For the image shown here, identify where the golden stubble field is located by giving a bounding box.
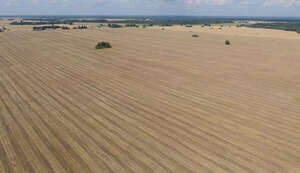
[0,24,300,173]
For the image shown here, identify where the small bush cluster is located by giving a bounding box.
[108,24,122,28]
[73,25,88,29]
[192,34,199,37]
[96,42,112,49]
[0,27,7,32]
[225,40,231,45]
[125,24,139,27]
[61,26,70,30]
[161,24,173,27]
[33,25,60,31]
[185,25,193,27]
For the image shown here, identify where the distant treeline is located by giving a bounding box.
[107,23,142,28]
[10,18,235,26]
[32,25,87,31]
[244,23,300,33]
[33,25,60,31]
[139,19,234,25]
[11,21,73,25]
[73,25,88,29]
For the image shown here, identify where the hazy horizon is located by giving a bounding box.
[1,0,300,17]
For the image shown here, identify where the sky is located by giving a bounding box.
[1,0,300,16]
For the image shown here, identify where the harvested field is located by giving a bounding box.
[0,27,300,173]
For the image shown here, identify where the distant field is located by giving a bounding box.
[0,24,300,173]
[244,22,300,33]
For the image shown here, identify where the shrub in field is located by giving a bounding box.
[108,24,122,28]
[161,24,173,27]
[192,34,199,37]
[61,26,70,30]
[125,24,139,27]
[96,42,112,49]
[0,27,5,32]
[225,40,231,45]
[185,25,193,27]
[73,25,88,29]
[33,25,60,31]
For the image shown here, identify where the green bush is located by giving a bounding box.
[61,26,70,30]
[73,25,88,29]
[125,23,139,27]
[192,34,199,37]
[0,27,5,32]
[108,24,122,28]
[33,25,60,31]
[225,40,231,45]
[96,42,112,49]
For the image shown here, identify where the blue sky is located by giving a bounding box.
[1,0,300,16]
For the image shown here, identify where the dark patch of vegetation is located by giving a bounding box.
[244,23,300,33]
[185,25,193,27]
[73,25,88,29]
[125,24,139,27]
[61,26,70,30]
[33,25,60,31]
[108,23,122,28]
[0,27,7,32]
[225,40,231,45]
[96,42,112,49]
[192,34,199,37]
[160,24,173,27]
[204,24,212,27]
